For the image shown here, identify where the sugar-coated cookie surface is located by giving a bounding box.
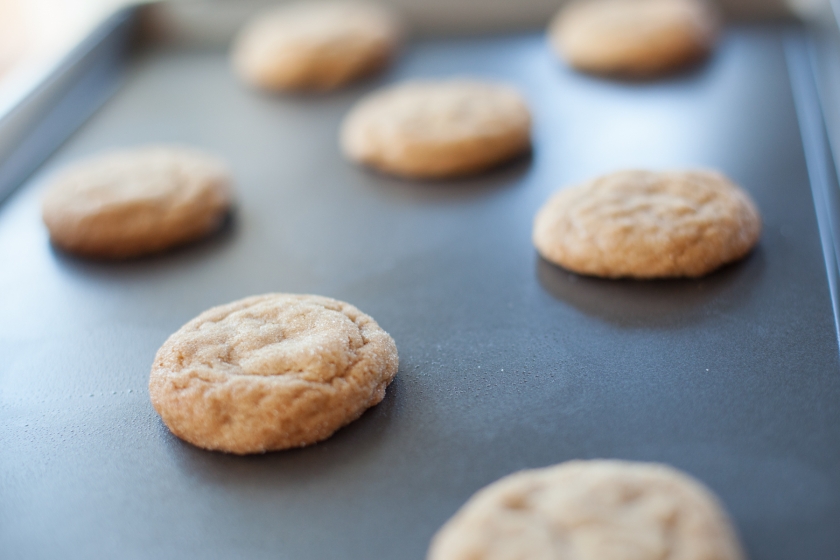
[428,460,746,560]
[549,0,719,77]
[149,294,399,454]
[41,146,233,259]
[231,1,401,92]
[533,170,761,279]
[341,79,532,179]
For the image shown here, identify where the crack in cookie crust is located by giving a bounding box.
[149,294,399,454]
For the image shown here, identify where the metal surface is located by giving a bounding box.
[787,32,840,350]
[0,9,136,205]
[1,22,840,560]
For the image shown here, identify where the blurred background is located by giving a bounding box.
[0,0,127,119]
[0,0,827,116]
[0,0,125,77]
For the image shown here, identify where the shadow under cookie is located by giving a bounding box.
[535,246,766,329]
[48,209,238,271]
[353,150,533,205]
[566,54,716,85]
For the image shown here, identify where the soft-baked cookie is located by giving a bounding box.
[548,0,719,77]
[533,170,761,278]
[428,460,746,560]
[149,294,399,454]
[231,1,402,92]
[42,146,233,259]
[341,79,532,179]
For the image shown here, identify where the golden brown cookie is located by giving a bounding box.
[41,146,233,259]
[149,294,399,454]
[428,460,746,560]
[231,1,402,92]
[532,170,761,279]
[548,0,719,77]
[341,79,532,179]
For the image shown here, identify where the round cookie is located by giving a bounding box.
[341,80,532,179]
[548,0,719,77]
[149,294,399,454]
[428,460,746,560]
[532,170,761,279]
[42,146,233,259]
[231,1,402,92]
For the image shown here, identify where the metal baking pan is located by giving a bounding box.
[1,4,839,559]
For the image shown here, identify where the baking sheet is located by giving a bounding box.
[1,15,839,560]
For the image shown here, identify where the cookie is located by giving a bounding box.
[41,146,233,259]
[428,460,745,560]
[548,0,719,77]
[341,80,532,179]
[149,294,399,454]
[532,170,761,278]
[231,1,402,92]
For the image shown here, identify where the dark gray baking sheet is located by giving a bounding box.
[1,17,839,560]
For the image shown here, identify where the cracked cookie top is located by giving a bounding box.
[533,170,761,279]
[149,294,399,454]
